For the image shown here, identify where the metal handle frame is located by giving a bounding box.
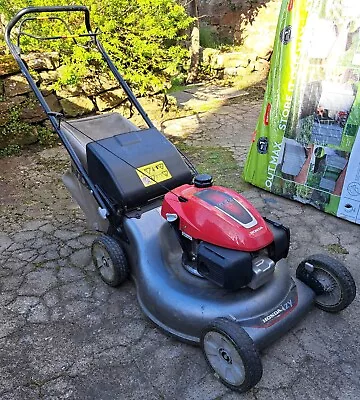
[16,16,100,48]
[5,6,155,220]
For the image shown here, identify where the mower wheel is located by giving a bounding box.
[201,318,262,392]
[92,235,129,287]
[296,254,356,313]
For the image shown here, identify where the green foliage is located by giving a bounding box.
[168,73,187,92]
[0,144,21,157]
[37,126,58,146]
[199,23,233,50]
[326,243,349,255]
[0,102,56,150]
[1,0,193,94]
[200,24,220,49]
[0,106,35,147]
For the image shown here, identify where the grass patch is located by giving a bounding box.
[326,243,349,255]
[175,142,249,192]
[187,99,224,113]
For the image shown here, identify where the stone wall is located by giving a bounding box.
[198,0,281,82]
[0,53,172,150]
[193,0,281,45]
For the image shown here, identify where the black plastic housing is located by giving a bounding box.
[86,128,193,211]
[265,218,290,262]
[197,242,253,290]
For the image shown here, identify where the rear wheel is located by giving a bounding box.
[296,254,356,312]
[201,318,262,392]
[92,235,129,287]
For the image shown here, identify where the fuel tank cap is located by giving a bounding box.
[194,174,213,188]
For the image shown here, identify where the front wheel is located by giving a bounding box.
[92,235,129,287]
[201,318,262,392]
[296,254,356,313]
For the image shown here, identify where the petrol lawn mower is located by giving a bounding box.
[6,6,357,392]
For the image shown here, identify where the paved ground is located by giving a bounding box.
[0,89,359,400]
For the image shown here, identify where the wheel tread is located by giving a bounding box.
[92,235,129,287]
[201,317,262,392]
[296,254,356,312]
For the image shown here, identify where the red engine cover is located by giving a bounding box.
[161,185,274,252]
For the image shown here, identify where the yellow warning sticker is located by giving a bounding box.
[136,161,172,187]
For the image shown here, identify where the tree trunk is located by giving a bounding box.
[186,0,200,84]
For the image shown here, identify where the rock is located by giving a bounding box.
[0,95,27,112]
[0,96,27,126]
[82,76,103,96]
[214,52,250,69]
[98,73,119,91]
[39,71,58,95]
[20,101,47,123]
[60,96,95,117]
[202,48,220,66]
[0,55,20,76]
[23,52,55,71]
[44,93,62,113]
[223,66,240,76]
[95,89,125,111]
[251,59,270,76]
[4,75,32,97]
[23,52,60,70]
[55,85,84,99]
[140,95,164,112]
[40,70,58,83]
[14,126,39,146]
[113,102,132,119]
[40,88,53,97]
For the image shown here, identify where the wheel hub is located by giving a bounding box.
[203,331,246,386]
[219,348,232,364]
[314,272,341,305]
[102,256,109,268]
[92,244,115,282]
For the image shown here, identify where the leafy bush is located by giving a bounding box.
[0,0,193,94]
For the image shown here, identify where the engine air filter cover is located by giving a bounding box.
[197,242,253,290]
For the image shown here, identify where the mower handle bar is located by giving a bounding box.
[3,6,111,213]
[5,5,155,219]
[5,6,92,44]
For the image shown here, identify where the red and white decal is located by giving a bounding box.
[288,0,294,11]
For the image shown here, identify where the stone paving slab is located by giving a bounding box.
[1,95,359,400]
[171,84,250,110]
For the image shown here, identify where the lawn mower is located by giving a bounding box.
[6,6,357,392]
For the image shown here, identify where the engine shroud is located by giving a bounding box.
[161,184,290,290]
[161,185,274,252]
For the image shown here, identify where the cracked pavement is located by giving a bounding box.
[1,91,359,399]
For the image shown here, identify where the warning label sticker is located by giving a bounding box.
[136,161,172,187]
